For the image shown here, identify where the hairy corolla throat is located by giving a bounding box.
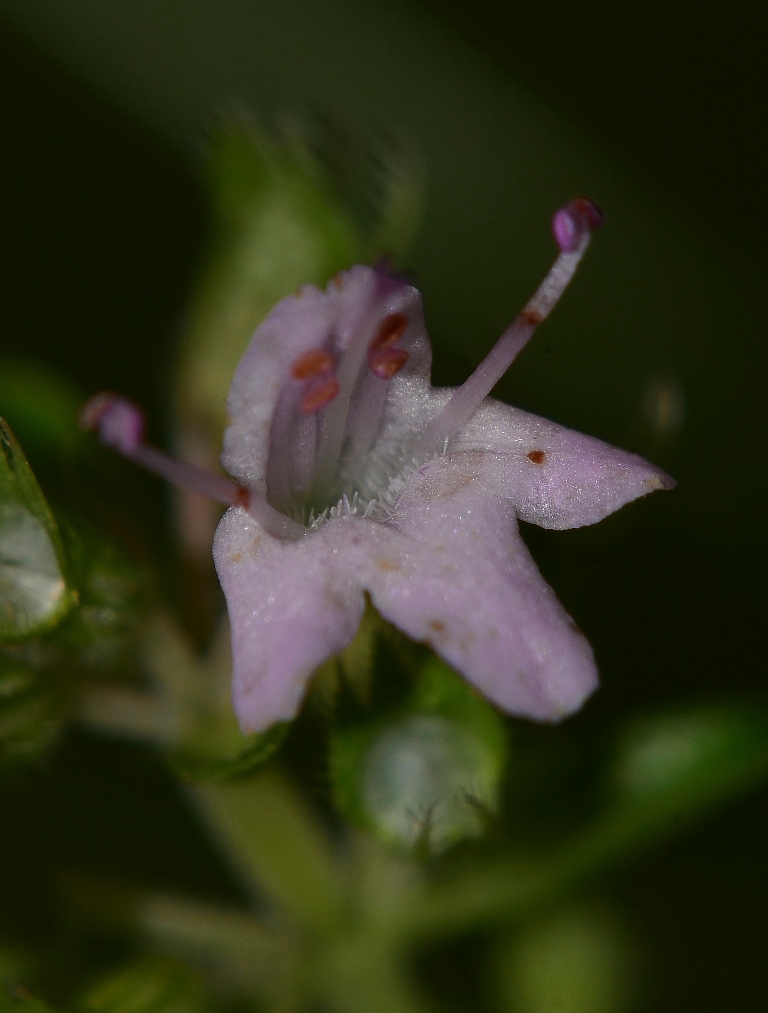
[80,197,602,542]
[264,301,412,524]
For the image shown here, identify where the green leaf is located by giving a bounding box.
[176,122,362,442]
[0,358,82,461]
[176,120,423,445]
[139,615,287,780]
[0,420,73,642]
[612,702,768,810]
[0,660,61,773]
[172,720,288,782]
[0,988,55,1013]
[76,958,206,1013]
[54,521,147,671]
[495,904,637,1013]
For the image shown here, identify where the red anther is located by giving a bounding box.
[369,346,409,379]
[300,374,340,413]
[291,348,335,381]
[569,196,604,231]
[370,312,408,351]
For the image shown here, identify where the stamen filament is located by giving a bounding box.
[290,412,319,496]
[132,445,242,505]
[311,315,377,502]
[413,199,602,458]
[82,393,306,541]
[347,373,390,462]
[266,383,303,514]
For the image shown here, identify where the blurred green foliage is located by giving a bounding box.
[0,361,83,463]
[0,420,73,642]
[74,959,207,1013]
[495,904,638,1013]
[0,2,765,1010]
[0,659,61,772]
[177,121,421,443]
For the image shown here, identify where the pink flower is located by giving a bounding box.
[84,199,674,734]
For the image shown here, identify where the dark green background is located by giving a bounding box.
[0,2,765,1009]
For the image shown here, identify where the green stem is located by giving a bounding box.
[189,770,346,935]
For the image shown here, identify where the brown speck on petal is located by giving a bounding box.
[376,557,400,572]
[428,620,446,633]
[527,450,547,465]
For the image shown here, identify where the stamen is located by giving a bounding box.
[368,312,410,378]
[80,391,144,455]
[369,312,408,350]
[289,412,319,495]
[310,304,413,501]
[311,317,380,500]
[552,197,604,252]
[266,385,303,513]
[291,348,335,380]
[81,393,306,540]
[300,374,341,413]
[288,347,341,415]
[347,374,390,462]
[413,197,603,458]
[369,346,409,379]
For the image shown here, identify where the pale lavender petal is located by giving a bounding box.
[327,265,432,381]
[213,508,367,733]
[222,267,431,491]
[455,399,675,529]
[222,284,335,490]
[362,456,598,721]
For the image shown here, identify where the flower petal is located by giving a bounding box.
[222,266,431,491]
[457,399,675,529]
[213,508,366,732]
[222,283,335,490]
[363,455,598,721]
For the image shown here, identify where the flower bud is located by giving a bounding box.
[331,657,508,854]
[0,420,73,642]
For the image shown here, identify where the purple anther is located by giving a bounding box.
[80,393,145,456]
[552,197,605,253]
